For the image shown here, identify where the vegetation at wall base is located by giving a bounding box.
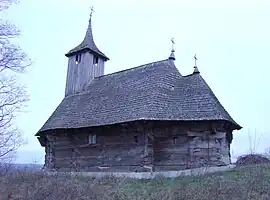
[0,164,270,200]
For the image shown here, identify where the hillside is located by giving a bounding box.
[0,164,269,200]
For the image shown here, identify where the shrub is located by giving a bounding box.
[235,154,270,166]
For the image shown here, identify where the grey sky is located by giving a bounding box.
[3,0,270,163]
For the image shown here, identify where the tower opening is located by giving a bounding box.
[75,54,82,64]
[64,8,109,97]
[93,55,99,65]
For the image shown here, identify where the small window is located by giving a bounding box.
[173,137,177,145]
[93,55,98,65]
[75,54,82,64]
[88,134,96,144]
[134,136,138,143]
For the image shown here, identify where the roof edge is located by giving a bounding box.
[36,119,242,136]
[195,73,242,130]
[65,48,109,61]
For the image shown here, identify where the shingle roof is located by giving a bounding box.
[36,59,241,136]
[65,18,109,60]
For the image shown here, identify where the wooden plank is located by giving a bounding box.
[54,156,144,167]
[154,165,188,171]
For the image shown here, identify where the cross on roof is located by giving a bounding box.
[90,6,95,18]
[171,38,175,52]
[194,54,198,66]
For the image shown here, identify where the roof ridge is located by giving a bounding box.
[64,59,171,99]
[95,59,170,79]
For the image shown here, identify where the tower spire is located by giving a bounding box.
[83,6,95,46]
[65,7,109,61]
[193,54,200,74]
[168,38,176,60]
[64,7,109,97]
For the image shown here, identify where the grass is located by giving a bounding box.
[1,164,270,200]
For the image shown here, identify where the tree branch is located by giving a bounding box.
[0,0,30,162]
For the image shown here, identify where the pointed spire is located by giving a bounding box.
[65,7,109,61]
[168,38,176,60]
[193,54,200,74]
[83,6,95,45]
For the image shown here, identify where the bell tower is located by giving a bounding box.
[64,7,109,96]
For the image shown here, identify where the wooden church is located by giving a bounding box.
[35,11,242,172]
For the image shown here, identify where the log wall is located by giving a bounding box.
[44,122,151,172]
[42,120,232,172]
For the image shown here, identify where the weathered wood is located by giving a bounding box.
[65,49,106,97]
[56,165,150,172]
[154,165,188,171]
[43,121,232,172]
[54,155,144,167]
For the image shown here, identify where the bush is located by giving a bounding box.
[236,154,270,166]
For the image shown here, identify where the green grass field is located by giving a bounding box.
[1,164,270,200]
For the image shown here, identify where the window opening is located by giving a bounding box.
[89,134,97,144]
[134,135,138,143]
[173,137,177,145]
[75,54,82,64]
[93,55,99,65]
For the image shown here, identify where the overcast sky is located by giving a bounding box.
[3,0,270,163]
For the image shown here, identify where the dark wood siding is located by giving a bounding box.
[43,121,232,172]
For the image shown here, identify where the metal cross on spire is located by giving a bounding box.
[171,38,175,52]
[90,6,95,18]
[168,38,176,60]
[194,54,198,66]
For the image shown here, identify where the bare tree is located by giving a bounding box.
[247,129,263,155]
[0,0,30,163]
